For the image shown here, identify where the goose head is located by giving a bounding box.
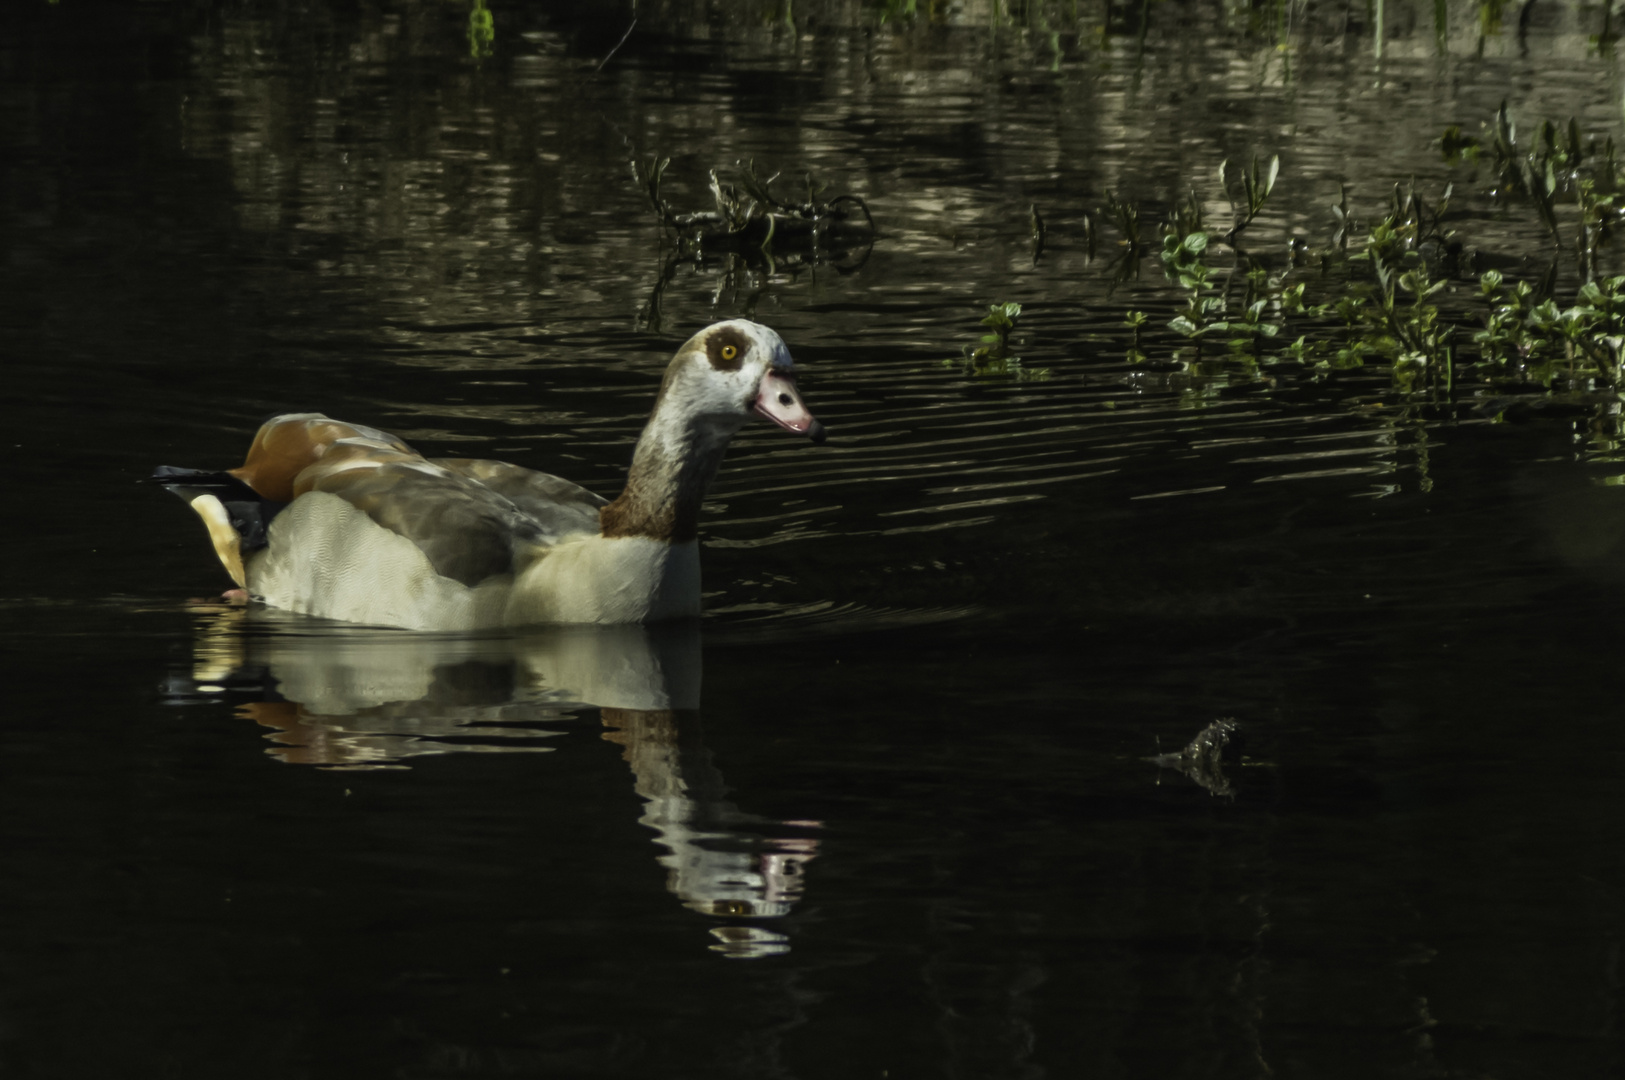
[602,320,824,544]
[655,320,825,445]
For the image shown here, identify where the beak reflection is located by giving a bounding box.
[176,607,822,958]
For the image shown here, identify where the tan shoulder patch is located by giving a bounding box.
[229,415,412,502]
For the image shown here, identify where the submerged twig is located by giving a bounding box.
[595,18,637,72]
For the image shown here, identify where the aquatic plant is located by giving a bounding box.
[1460,102,1621,256]
[467,0,494,59]
[1123,309,1149,364]
[1151,161,1312,364]
[1220,155,1279,242]
[1166,189,1204,243]
[946,302,1050,380]
[948,102,1625,403]
[1091,101,1625,398]
[1316,184,1459,388]
[1161,231,1223,348]
[1329,182,1352,249]
[1474,269,1625,386]
[980,302,1021,354]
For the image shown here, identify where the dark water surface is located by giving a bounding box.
[6,1,1625,1076]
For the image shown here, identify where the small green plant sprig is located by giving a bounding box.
[1220,155,1279,242]
[945,302,1051,380]
[467,0,494,59]
[1123,309,1150,365]
[1161,230,1225,347]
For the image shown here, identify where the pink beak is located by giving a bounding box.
[754,370,826,444]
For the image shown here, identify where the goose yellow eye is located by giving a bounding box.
[721,344,738,361]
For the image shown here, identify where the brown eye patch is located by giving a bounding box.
[706,327,749,371]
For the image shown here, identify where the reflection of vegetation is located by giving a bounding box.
[632,156,875,261]
[1219,154,1279,243]
[631,157,877,333]
[1096,194,1146,289]
[945,302,1050,380]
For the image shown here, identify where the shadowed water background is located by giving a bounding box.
[4,1,1625,1076]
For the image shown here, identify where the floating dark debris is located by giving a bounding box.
[1148,717,1242,797]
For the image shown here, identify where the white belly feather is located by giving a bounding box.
[506,533,701,626]
[247,491,700,630]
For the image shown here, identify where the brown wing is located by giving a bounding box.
[430,458,607,539]
[230,414,412,503]
[303,459,548,587]
[217,414,606,588]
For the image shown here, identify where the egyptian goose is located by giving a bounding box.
[155,320,824,630]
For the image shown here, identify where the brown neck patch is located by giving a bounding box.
[705,326,750,371]
[599,487,699,543]
[599,459,708,543]
[599,421,734,544]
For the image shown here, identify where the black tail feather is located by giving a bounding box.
[151,466,286,552]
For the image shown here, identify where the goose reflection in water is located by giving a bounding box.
[176,606,820,958]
